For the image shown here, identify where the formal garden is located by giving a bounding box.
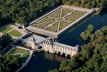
[0,25,22,38]
[7,47,30,58]
[32,6,87,32]
[0,47,30,72]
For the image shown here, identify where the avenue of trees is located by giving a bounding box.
[0,0,107,26]
[49,25,107,72]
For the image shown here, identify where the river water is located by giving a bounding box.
[21,13,107,72]
[58,13,107,46]
[20,52,60,72]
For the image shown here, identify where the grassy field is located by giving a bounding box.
[6,47,30,63]
[0,25,13,33]
[0,25,22,38]
[9,30,22,37]
[4,47,30,70]
[7,48,30,57]
[32,6,87,32]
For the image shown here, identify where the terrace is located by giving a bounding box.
[27,5,96,38]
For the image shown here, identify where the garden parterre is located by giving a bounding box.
[32,6,87,32]
[0,25,22,38]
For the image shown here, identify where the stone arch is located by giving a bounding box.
[53,52,57,55]
[57,52,61,56]
[47,51,50,54]
[62,53,66,57]
[38,46,42,49]
[67,54,71,59]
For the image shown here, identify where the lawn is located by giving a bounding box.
[6,47,30,63]
[9,30,22,37]
[0,25,13,33]
[4,47,30,71]
[0,25,22,38]
[7,48,30,57]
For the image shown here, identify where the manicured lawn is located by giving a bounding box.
[7,48,30,57]
[0,25,22,38]
[6,47,30,64]
[9,30,22,37]
[0,25,13,33]
[4,47,30,71]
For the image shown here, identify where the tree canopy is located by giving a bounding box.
[0,54,20,72]
[0,0,61,26]
[0,0,107,26]
[62,0,107,8]
[0,34,13,48]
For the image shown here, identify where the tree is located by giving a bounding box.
[0,34,13,48]
[80,24,94,41]
[0,54,20,72]
[62,0,107,8]
[59,60,71,72]
[0,0,61,26]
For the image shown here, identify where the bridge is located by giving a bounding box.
[42,39,79,57]
[22,34,79,57]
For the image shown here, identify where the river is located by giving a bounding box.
[20,52,60,72]
[58,13,107,46]
[21,12,107,72]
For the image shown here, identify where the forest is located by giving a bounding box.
[0,0,61,26]
[0,0,107,26]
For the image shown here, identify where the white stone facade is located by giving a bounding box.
[23,35,79,57]
[42,40,79,57]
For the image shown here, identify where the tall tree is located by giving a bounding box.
[0,34,13,48]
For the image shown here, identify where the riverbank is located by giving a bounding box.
[20,52,60,72]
